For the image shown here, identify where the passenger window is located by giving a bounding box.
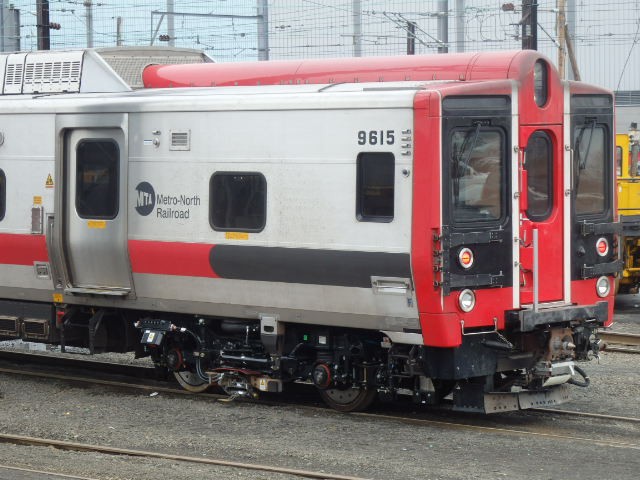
[75,140,119,219]
[210,172,266,232]
[451,128,504,223]
[356,152,395,222]
[525,132,553,221]
[0,169,5,221]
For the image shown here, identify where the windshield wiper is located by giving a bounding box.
[575,120,596,170]
[452,123,482,205]
[459,123,482,174]
[574,119,596,192]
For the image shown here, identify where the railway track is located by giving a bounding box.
[600,331,640,353]
[0,433,369,480]
[1,349,638,441]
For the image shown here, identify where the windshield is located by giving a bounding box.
[574,123,606,215]
[451,128,503,223]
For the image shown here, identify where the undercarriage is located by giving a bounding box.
[132,313,601,413]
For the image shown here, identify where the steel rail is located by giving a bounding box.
[0,464,99,480]
[349,412,640,450]
[531,407,640,423]
[601,331,640,353]
[0,433,370,480]
[1,351,639,452]
[0,364,222,398]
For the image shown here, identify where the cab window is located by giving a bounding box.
[574,124,606,216]
[451,128,504,223]
[615,146,622,177]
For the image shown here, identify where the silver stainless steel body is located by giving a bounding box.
[0,52,430,332]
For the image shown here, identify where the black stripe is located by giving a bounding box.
[210,245,411,288]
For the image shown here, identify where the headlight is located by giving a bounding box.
[596,276,611,298]
[458,289,476,312]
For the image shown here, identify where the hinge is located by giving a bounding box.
[579,221,622,237]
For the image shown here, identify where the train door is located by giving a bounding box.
[518,125,565,305]
[62,128,131,295]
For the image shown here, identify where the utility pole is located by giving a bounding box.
[4,5,20,52]
[257,0,269,60]
[167,0,175,47]
[437,0,448,53]
[564,24,581,80]
[566,0,577,80]
[37,0,50,50]
[557,0,566,79]
[85,1,94,48]
[407,21,416,55]
[352,0,362,57]
[0,0,4,52]
[521,0,537,50]
[116,17,123,47]
[455,0,465,52]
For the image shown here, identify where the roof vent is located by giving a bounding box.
[23,57,82,93]
[170,130,190,151]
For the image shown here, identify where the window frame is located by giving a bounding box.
[356,152,395,223]
[75,139,120,220]
[209,171,267,233]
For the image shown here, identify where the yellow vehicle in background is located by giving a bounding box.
[616,123,640,293]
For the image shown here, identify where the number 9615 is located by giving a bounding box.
[357,130,395,145]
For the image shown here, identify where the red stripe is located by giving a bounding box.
[129,239,219,278]
[0,233,48,265]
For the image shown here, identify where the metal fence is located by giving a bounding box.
[3,1,640,91]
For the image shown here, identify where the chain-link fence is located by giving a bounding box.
[3,1,640,91]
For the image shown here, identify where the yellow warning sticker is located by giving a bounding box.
[33,196,43,205]
[259,378,267,391]
[45,173,54,189]
[87,220,107,229]
[53,293,63,303]
[225,232,249,240]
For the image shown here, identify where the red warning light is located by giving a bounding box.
[596,238,609,256]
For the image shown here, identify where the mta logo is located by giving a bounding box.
[135,182,155,216]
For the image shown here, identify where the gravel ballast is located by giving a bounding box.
[0,296,638,480]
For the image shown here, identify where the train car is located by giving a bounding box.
[615,124,640,293]
[0,49,618,413]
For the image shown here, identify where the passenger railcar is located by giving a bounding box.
[0,49,618,413]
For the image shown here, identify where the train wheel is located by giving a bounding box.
[319,386,377,412]
[174,370,210,393]
[433,379,455,401]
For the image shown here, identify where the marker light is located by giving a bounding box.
[596,276,611,298]
[458,247,474,269]
[458,289,476,312]
[596,237,609,257]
